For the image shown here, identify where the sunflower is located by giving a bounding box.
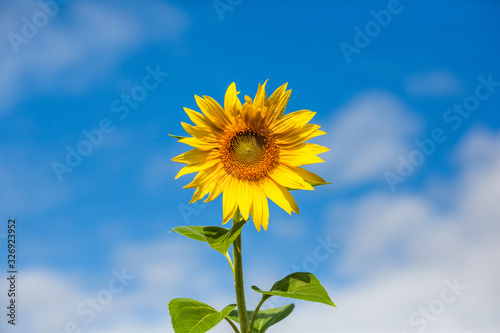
[172,81,329,231]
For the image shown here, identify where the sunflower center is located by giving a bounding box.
[220,126,279,180]
[231,133,266,167]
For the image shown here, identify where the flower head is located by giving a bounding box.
[173,81,329,231]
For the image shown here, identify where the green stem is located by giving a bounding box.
[247,296,269,333]
[225,317,241,333]
[225,252,236,278]
[233,211,248,332]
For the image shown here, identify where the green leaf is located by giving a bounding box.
[252,272,336,307]
[229,304,295,333]
[203,222,245,254]
[169,133,189,140]
[168,298,236,333]
[170,226,207,242]
[170,221,246,255]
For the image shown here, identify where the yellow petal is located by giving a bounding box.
[280,154,325,166]
[310,129,327,138]
[183,164,223,189]
[224,82,237,110]
[242,95,254,123]
[276,124,324,147]
[269,164,314,190]
[282,185,299,214]
[261,196,269,231]
[205,172,231,202]
[183,107,205,126]
[190,183,213,203]
[250,83,267,127]
[184,107,220,132]
[272,110,316,135]
[266,88,291,126]
[222,177,238,224]
[252,185,270,231]
[289,143,330,155]
[181,122,218,142]
[268,82,287,106]
[178,137,219,150]
[224,82,242,118]
[172,149,215,164]
[175,158,219,179]
[204,95,232,125]
[238,180,251,221]
[280,143,329,166]
[268,83,290,119]
[260,177,299,215]
[288,166,328,186]
[254,80,269,115]
[249,184,264,232]
[261,177,292,214]
[195,95,227,129]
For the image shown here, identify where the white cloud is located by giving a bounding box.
[1,269,85,332]
[1,238,235,333]
[318,91,421,186]
[406,71,462,97]
[322,127,500,332]
[0,0,189,112]
[456,128,500,248]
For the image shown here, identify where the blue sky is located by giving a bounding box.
[1,0,500,332]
